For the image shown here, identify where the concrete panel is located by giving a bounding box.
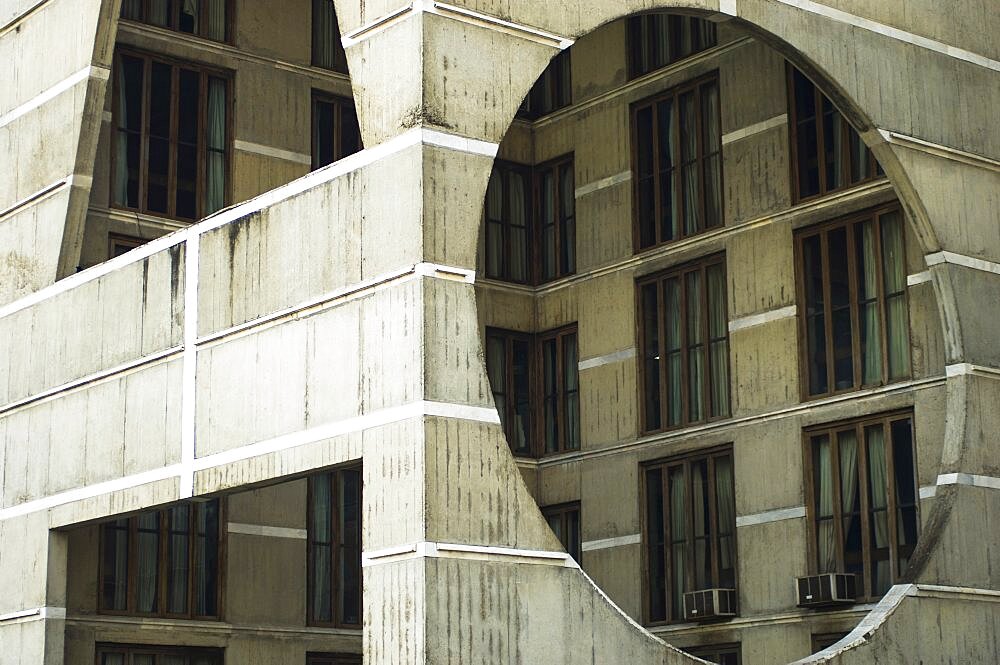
[581,542,643,621]
[722,126,792,226]
[727,221,795,319]
[730,316,800,416]
[0,190,71,307]
[734,416,804,516]
[579,358,639,450]
[737,518,808,615]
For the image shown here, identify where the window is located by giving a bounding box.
[638,255,730,434]
[628,14,717,79]
[312,0,349,73]
[97,644,222,665]
[119,0,230,42]
[686,644,742,665]
[484,158,576,284]
[645,447,737,624]
[542,502,581,562]
[633,74,722,251]
[109,233,146,258]
[485,326,581,457]
[518,50,572,119]
[112,50,229,221]
[788,66,884,201]
[805,412,918,601]
[307,654,361,665]
[812,633,848,653]
[99,500,222,618]
[312,92,362,169]
[796,205,909,399]
[308,466,362,628]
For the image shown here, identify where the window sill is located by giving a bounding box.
[66,613,363,637]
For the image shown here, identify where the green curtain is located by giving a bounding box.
[867,426,891,593]
[310,475,333,622]
[859,220,883,384]
[148,0,170,26]
[665,278,682,426]
[686,271,704,422]
[540,171,555,280]
[509,173,527,281]
[881,212,909,379]
[563,334,580,449]
[669,467,687,615]
[815,435,836,573]
[715,456,736,586]
[166,506,189,613]
[205,78,226,215]
[136,512,160,612]
[560,163,575,274]
[113,62,130,206]
[707,263,729,417]
[312,0,336,68]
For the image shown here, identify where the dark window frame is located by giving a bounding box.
[636,253,731,435]
[631,72,723,252]
[786,65,884,203]
[311,90,363,170]
[485,324,581,458]
[626,13,718,80]
[119,0,234,44]
[541,501,582,562]
[803,411,920,602]
[109,233,146,258]
[685,643,742,665]
[811,633,849,653]
[484,160,533,284]
[96,643,223,665]
[312,0,349,74]
[517,49,572,120]
[97,499,225,620]
[307,465,363,629]
[110,48,233,223]
[793,203,911,400]
[642,445,738,626]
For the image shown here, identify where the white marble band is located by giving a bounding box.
[925,251,1000,276]
[362,541,577,568]
[735,505,806,528]
[581,533,641,552]
[578,348,636,371]
[234,140,312,166]
[575,171,632,199]
[0,65,109,129]
[728,305,797,333]
[0,606,66,624]
[721,114,787,145]
[227,523,308,540]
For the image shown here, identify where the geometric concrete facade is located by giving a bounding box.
[1,1,998,664]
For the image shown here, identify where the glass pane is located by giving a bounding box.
[814,435,836,572]
[828,228,854,389]
[645,468,666,622]
[205,77,227,215]
[311,475,333,622]
[880,212,909,379]
[715,456,736,587]
[641,283,661,431]
[193,499,219,616]
[687,270,704,422]
[543,339,558,453]
[508,173,528,282]
[657,99,677,242]
[340,104,361,158]
[166,505,190,614]
[668,466,687,617]
[511,338,531,454]
[563,333,580,450]
[637,105,656,247]
[136,512,160,613]
[856,220,883,385]
[179,0,200,33]
[802,234,828,394]
[339,469,362,625]
[205,0,226,40]
[101,654,126,665]
[664,278,682,427]
[540,170,556,281]
[101,520,129,610]
[838,430,863,579]
[148,0,171,27]
[691,460,711,589]
[566,510,580,561]
[560,163,576,275]
[866,425,891,594]
[823,99,844,190]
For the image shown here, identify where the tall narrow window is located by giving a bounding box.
[112,51,229,221]
[99,500,221,618]
[535,156,576,282]
[308,466,363,628]
[484,162,531,283]
[686,644,742,665]
[628,14,717,79]
[633,75,722,251]
[806,412,918,600]
[638,255,730,434]
[312,92,362,169]
[538,326,580,453]
[645,447,737,624]
[120,0,230,42]
[485,329,534,456]
[98,645,222,665]
[788,66,883,201]
[109,233,145,258]
[542,503,581,562]
[518,50,572,119]
[796,205,910,399]
[312,0,349,73]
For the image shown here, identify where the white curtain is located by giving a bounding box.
[859,220,882,384]
[816,436,837,573]
[205,78,226,215]
[654,15,670,67]
[867,426,891,593]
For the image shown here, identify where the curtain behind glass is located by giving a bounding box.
[540,171,555,281]
[715,456,736,587]
[668,467,687,617]
[701,82,722,228]
[563,333,580,450]
[166,506,190,614]
[194,500,219,616]
[839,430,860,577]
[646,469,667,622]
[815,435,836,573]
[149,0,170,26]
[866,426,891,594]
[691,461,710,589]
[312,0,336,68]
[559,163,576,275]
[707,263,729,417]
[880,213,909,379]
[310,474,333,622]
[114,59,130,205]
[858,220,882,384]
[686,270,704,422]
[665,278,682,427]
[136,512,160,612]
[508,173,527,282]
[205,78,226,215]
[485,171,503,278]
[679,91,699,235]
[121,0,142,19]
[205,0,226,41]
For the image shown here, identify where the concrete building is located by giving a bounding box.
[1,0,998,664]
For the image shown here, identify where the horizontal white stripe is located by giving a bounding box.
[227,523,307,539]
[0,346,182,416]
[925,250,1000,275]
[575,171,632,198]
[919,485,936,499]
[0,464,183,521]
[721,114,787,145]
[581,533,641,552]
[234,140,312,165]
[936,473,1000,490]
[421,128,499,157]
[728,305,797,333]
[775,0,1000,72]
[0,65,109,129]
[907,271,932,286]
[880,130,1000,172]
[735,505,806,527]
[0,606,65,623]
[362,541,576,567]
[192,400,498,472]
[945,363,1000,379]
[578,348,636,371]
[0,177,69,221]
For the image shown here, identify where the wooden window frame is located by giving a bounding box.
[626,13,719,80]
[793,203,911,401]
[631,72,723,252]
[786,64,884,203]
[541,501,582,562]
[311,0,349,74]
[517,50,572,120]
[307,465,363,629]
[108,233,146,259]
[306,653,362,665]
[96,644,223,665]
[636,253,731,435]
[811,633,848,653]
[484,161,533,284]
[119,0,234,44]
[110,48,233,223]
[802,410,920,602]
[485,324,581,458]
[685,643,742,665]
[97,499,225,620]
[642,445,738,626]
[311,91,363,170]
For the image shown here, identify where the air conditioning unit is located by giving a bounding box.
[682,588,738,622]
[796,573,857,608]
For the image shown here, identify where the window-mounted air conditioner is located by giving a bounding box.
[682,588,738,622]
[796,573,857,608]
